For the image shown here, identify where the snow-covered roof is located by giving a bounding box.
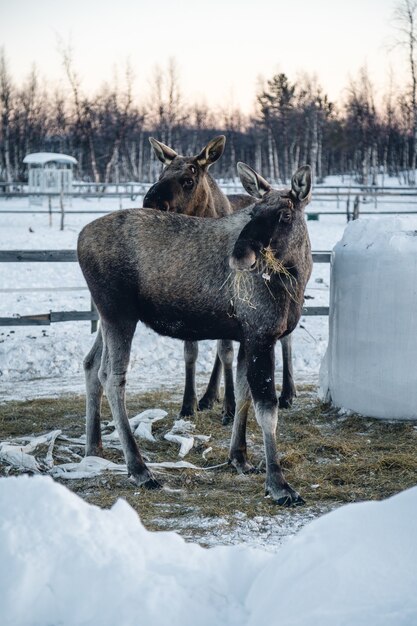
[23,152,77,166]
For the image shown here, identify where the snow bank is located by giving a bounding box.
[1,476,416,626]
[320,217,417,419]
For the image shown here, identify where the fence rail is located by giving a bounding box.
[0,249,331,326]
[0,249,332,264]
[3,182,417,206]
[2,180,417,193]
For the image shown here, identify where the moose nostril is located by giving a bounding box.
[162,200,170,211]
[229,249,257,271]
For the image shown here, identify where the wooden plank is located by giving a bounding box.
[302,306,329,316]
[0,249,332,263]
[90,298,98,333]
[0,250,77,262]
[0,306,328,326]
[50,311,99,322]
[312,252,331,263]
[0,315,50,326]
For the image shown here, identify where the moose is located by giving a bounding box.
[143,136,298,421]
[78,162,313,506]
[81,136,246,442]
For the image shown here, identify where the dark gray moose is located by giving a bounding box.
[144,135,251,421]
[78,163,313,505]
[144,136,297,420]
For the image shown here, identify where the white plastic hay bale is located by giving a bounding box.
[319,217,417,419]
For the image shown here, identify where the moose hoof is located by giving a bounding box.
[266,482,305,507]
[128,470,162,490]
[85,445,104,458]
[275,492,305,507]
[229,454,256,475]
[222,404,235,423]
[198,394,218,411]
[279,395,294,409]
[143,477,163,490]
[222,413,234,426]
[179,404,197,417]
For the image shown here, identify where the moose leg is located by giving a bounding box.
[179,340,198,416]
[279,334,297,408]
[218,340,236,424]
[100,319,160,489]
[229,344,254,472]
[198,352,222,411]
[84,327,104,456]
[247,342,304,506]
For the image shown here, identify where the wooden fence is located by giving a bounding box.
[0,250,331,327]
[3,182,417,215]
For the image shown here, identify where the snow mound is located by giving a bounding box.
[320,217,417,418]
[1,475,416,626]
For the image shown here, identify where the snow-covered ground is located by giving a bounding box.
[1,182,417,624]
[0,192,339,400]
[2,182,417,401]
[1,475,416,626]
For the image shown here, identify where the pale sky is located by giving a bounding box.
[0,0,406,114]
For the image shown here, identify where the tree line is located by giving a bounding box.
[1,1,417,187]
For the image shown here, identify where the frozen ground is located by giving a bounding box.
[0,475,416,626]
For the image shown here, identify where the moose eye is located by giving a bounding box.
[189,165,196,174]
[182,178,194,189]
[280,211,292,223]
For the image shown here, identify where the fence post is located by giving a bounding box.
[353,195,360,220]
[60,172,65,231]
[90,297,98,333]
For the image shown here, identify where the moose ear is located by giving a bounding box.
[149,137,178,165]
[290,165,312,202]
[196,136,226,167]
[237,162,271,199]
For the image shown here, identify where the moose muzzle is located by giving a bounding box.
[229,240,259,271]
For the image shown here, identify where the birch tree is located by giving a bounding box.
[0,48,13,182]
[393,0,417,183]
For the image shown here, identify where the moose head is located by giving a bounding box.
[143,136,228,216]
[230,163,312,271]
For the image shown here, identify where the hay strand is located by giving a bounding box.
[259,246,301,305]
[232,270,257,308]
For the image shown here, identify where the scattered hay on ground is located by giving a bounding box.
[0,385,416,542]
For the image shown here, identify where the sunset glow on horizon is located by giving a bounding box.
[0,0,406,113]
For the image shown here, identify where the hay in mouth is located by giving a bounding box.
[222,246,301,308]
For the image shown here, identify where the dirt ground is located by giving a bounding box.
[1,384,416,547]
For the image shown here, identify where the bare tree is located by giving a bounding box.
[393,0,417,183]
[345,67,379,185]
[0,47,13,182]
[59,41,100,183]
[101,64,135,184]
[148,58,184,147]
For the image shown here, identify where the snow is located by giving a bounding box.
[0,475,416,626]
[0,194,333,400]
[2,186,417,402]
[320,216,417,419]
[22,152,78,165]
[1,184,417,624]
